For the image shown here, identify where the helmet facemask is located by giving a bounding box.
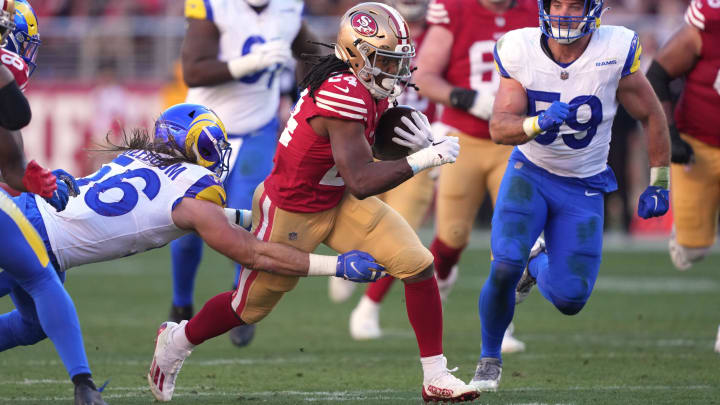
[539,0,604,44]
[352,41,414,99]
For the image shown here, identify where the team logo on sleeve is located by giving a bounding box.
[351,12,378,36]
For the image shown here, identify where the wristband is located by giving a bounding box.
[449,87,477,111]
[650,166,670,189]
[522,116,541,139]
[307,254,337,276]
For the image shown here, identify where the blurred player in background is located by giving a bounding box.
[646,0,720,353]
[414,0,536,352]
[146,3,481,402]
[0,1,108,404]
[0,104,384,391]
[333,0,439,341]
[474,0,670,391]
[169,0,322,347]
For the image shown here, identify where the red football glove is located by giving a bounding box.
[21,160,57,198]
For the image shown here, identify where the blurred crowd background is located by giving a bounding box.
[21,0,687,235]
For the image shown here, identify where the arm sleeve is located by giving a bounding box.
[426,0,453,28]
[311,76,371,123]
[180,174,227,208]
[621,32,642,78]
[185,0,214,21]
[0,81,31,130]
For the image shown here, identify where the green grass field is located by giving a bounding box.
[1,244,719,404]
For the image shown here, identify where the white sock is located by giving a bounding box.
[420,354,447,383]
[356,295,380,314]
[171,320,195,352]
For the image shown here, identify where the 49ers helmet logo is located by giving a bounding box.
[351,12,378,36]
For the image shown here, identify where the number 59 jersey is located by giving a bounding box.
[184,0,303,135]
[494,26,642,178]
[35,151,227,271]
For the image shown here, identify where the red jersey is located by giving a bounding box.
[426,0,536,138]
[0,49,29,92]
[395,29,437,122]
[675,0,720,148]
[264,72,390,213]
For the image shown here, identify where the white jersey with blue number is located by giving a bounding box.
[184,0,304,134]
[35,151,227,271]
[494,26,641,178]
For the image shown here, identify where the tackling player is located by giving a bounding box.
[169,0,322,347]
[147,3,478,403]
[0,1,107,403]
[472,0,670,391]
[0,103,385,400]
[645,0,720,354]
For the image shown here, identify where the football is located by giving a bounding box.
[372,105,418,161]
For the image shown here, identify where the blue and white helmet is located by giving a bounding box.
[154,103,231,178]
[5,0,40,76]
[538,0,603,44]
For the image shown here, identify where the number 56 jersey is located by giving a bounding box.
[494,26,642,179]
[34,151,227,271]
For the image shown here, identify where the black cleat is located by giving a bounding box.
[168,304,194,323]
[74,383,108,405]
[229,324,256,348]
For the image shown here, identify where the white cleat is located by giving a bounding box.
[422,358,480,402]
[349,295,381,340]
[501,322,526,354]
[469,357,502,392]
[148,321,192,402]
[329,277,356,303]
[515,237,546,305]
[437,265,459,303]
[714,324,720,354]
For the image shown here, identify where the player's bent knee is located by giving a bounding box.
[553,298,586,316]
[234,273,300,324]
[385,245,434,280]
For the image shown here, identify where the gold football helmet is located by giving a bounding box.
[0,0,15,46]
[335,2,415,99]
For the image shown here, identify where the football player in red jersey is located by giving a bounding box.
[413,0,536,352]
[145,3,482,403]
[646,0,720,352]
[337,0,443,341]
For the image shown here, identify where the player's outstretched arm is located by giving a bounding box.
[172,197,385,281]
[647,24,702,164]
[0,127,26,190]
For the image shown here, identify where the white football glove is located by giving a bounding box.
[468,90,495,121]
[392,111,433,152]
[405,135,460,174]
[227,40,292,80]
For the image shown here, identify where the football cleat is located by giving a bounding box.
[229,324,256,348]
[515,237,546,305]
[168,304,193,323]
[437,265,459,303]
[328,276,356,303]
[501,322,526,354]
[349,296,381,340]
[74,382,107,405]
[422,361,480,402]
[469,357,502,392]
[148,321,192,402]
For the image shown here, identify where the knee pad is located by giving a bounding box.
[669,235,710,271]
